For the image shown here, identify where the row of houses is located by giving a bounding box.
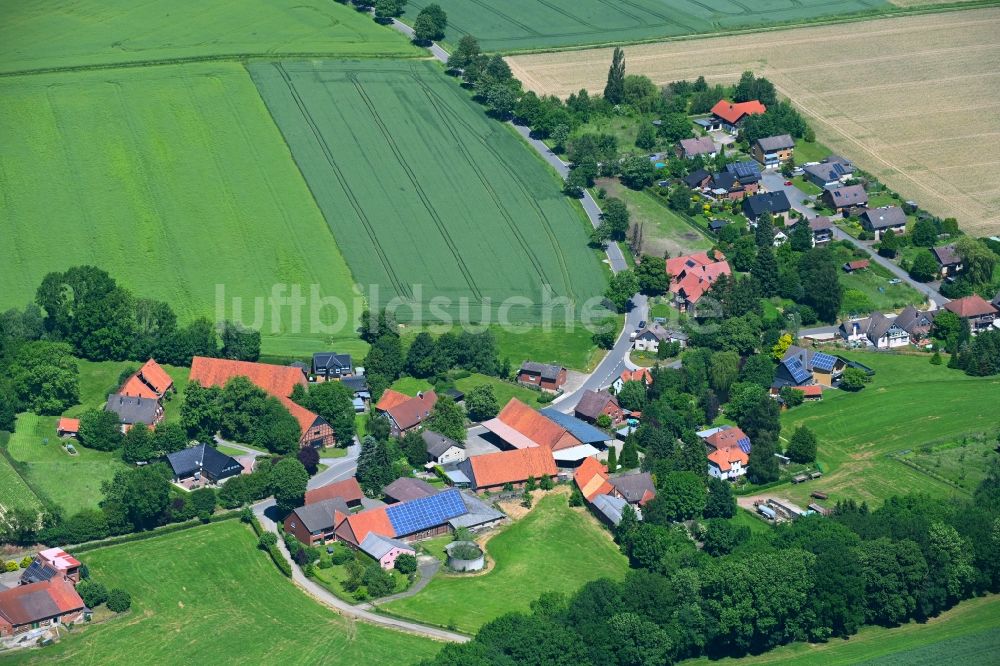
[842,295,999,348]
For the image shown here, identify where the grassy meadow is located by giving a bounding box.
[401,0,890,52]
[778,351,1000,507]
[249,60,606,328]
[0,63,365,358]
[682,593,1000,666]
[382,491,629,633]
[1,359,189,513]
[7,521,438,664]
[0,0,418,73]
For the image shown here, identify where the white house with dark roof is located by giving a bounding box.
[840,312,910,348]
[803,156,855,188]
[859,207,907,240]
[422,430,466,466]
[311,352,354,381]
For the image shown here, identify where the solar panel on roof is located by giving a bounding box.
[784,357,811,384]
[385,489,466,537]
[738,438,752,454]
[811,353,837,372]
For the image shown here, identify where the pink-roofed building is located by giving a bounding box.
[666,252,732,311]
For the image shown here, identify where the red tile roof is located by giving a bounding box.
[336,507,395,546]
[846,259,870,271]
[496,399,580,451]
[0,579,84,626]
[944,294,998,318]
[705,426,750,450]
[56,417,79,434]
[375,389,411,412]
[620,368,653,386]
[376,390,437,431]
[573,457,612,501]
[468,447,558,489]
[707,446,748,472]
[189,357,318,436]
[711,99,766,124]
[305,477,365,505]
[118,359,173,399]
[667,252,732,305]
[799,385,823,397]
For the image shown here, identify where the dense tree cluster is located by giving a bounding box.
[180,378,301,454]
[425,470,1000,665]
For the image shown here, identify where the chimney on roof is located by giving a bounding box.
[417,391,423,399]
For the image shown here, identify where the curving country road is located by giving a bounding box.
[252,498,470,643]
[760,172,948,308]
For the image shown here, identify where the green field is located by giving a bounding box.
[682,594,1000,666]
[250,60,606,326]
[596,178,713,259]
[8,521,437,664]
[0,0,418,74]
[1,359,190,513]
[897,433,999,494]
[382,491,629,633]
[453,374,547,408]
[830,244,926,315]
[777,352,1000,507]
[0,63,365,358]
[401,0,890,52]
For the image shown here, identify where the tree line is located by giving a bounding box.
[424,470,1000,665]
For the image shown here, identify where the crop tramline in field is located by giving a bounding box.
[250,60,607,325]
[0,63,364,358]
[400,0,891,52]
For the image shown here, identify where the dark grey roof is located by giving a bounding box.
[104,393,159,425]
[931,245,961,266]
[803,157,854,182]
[894,305,936,335]
[574,389,616,420]
[541,409,613,444]
[743,191,791,217]
[444,388,464,402]
[683,168,711,188]
[710,171,739,191]
[340,375,369,393]
[860,206,906,229]
[708,218,729,231]
[825,184,868,207]
[809,216,833,231]
[864,311,902,342]
[291,498,349,533]
[448,490,505,529]
[383,477,438,502]
[289,361,307,370]
[725,160,762,183]
[755,134,794,151]
[312,352,352,373]
[519,361,563,381]
[422,430,463,459]
[609,472,655,503]
[165,444,243,481]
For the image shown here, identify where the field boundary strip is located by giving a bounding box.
[407,70,570,296]
[265,62,414,302]
[345,71,486,303]
[0,51,431,79]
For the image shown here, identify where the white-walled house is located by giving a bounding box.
[839,311,910,348]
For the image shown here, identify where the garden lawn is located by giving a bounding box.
[400,0,891,52]
[777,351,1000,507]
[596,179,713,259]
[793,138,835,165]
[390,377,435,397]
[453,374,546,408]
[7,521,437,664]
[382,491,629,633]
[0,0,417,73]
[829,243,925,314]
[1,359,188,512]
[249,60,606,328]
[0,432,43,515]
[492,324,607,372]
[0,63,364,359]
[898,434,999,494]
[682,594,1000,666]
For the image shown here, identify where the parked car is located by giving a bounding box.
[637,320,646,330]
[784,180,793,186]
[888,278,902,285]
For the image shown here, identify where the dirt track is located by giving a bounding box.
[508,8,1000,233]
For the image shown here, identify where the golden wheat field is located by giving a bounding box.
[508,8,1000,234]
